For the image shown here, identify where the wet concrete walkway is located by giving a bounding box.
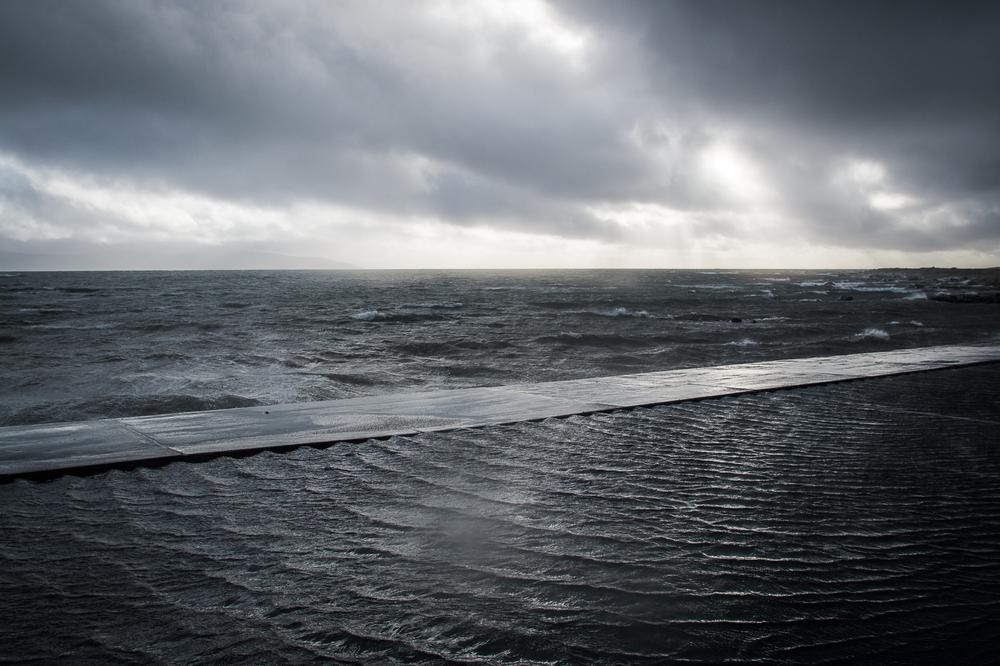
[2,344,998,480]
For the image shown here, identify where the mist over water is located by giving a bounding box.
[1,269,997,425]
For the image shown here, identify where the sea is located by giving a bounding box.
[1,269,999,663]
[2,268,997,426]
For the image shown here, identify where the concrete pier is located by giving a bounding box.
[2,344,998,481]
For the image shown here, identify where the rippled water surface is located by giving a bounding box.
[2,366,999,663]
[2,269,999,663]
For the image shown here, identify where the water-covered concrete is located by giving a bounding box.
[2,344,998,480]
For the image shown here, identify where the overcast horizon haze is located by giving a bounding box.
[2,0,999,270]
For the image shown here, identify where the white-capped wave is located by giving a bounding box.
[351,309,383,321]
[727,338,759,347]
[869,286,912,293]
[834,281,910,293]
[588,307,650,318]
[904,292,927,300]
[852,327,890,341]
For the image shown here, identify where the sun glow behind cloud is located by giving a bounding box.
[1,1,998,269]
[425,0,590,67]
[836,158,923,213]
[699,142,773,204]
[869,192,918,211]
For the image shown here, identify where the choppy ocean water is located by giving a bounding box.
[2,269,999,663]
[1,269,997,425]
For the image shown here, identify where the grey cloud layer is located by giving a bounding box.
[1,0,644,239]
[1,0,998,259]
[560,0,1000,249]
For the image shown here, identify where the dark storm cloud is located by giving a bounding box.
[567,1,1000,124]
[1,0,999,262]
[560,0,1000,248]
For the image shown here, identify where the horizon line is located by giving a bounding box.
[2,266,998,273]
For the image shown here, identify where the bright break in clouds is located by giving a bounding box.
[1,0,998,269]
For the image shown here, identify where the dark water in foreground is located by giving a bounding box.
[2,270,999,663]
[1,269,997,425]
[2,366,999,663]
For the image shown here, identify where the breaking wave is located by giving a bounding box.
[833,281,912,293]
[587,307,650,318]
[351,308,454,323]
[852,327,890,341]
[351,309,383,321]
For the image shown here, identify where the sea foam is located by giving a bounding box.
[588,307,650,318]
[852,327,890,341]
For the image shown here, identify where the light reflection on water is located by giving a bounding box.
[1,366,998,663]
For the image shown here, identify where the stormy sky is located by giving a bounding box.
[1,0,998,269]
